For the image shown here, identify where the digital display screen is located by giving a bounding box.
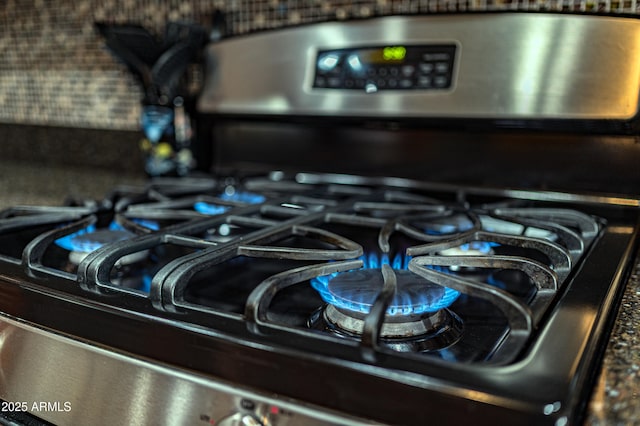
[360,46,407,64]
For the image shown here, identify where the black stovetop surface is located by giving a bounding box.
[0,172,638,425]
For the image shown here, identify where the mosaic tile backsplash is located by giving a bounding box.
[2,0,640,131]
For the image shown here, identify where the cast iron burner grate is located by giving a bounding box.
[0,173,601,366]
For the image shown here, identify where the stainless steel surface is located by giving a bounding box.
[0,314,374,426]
[198,13,640,121]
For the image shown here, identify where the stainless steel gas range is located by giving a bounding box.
[2,12,640,426]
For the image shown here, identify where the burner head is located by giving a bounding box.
[309,304,463,352]
[324,303,448,337]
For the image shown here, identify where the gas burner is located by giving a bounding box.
[55,224,155,292]
[67,229,149,266]
[56,222,151,267]
[310,253,463,351]
[309,305,463,352]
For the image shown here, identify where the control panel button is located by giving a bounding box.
[435,62,449,73]
[418,76,432,87]
[401,65,415,77]
[240,399,255,410]
[346,53,364,73]
[317,53,341,72]
[419,63,434,74]
[434,76,448,87]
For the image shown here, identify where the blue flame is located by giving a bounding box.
[55,219,159,252]
[132,219,160,231]
[193,202,229,215]
[425,225,455,235]
[67,229,133,253]
[141,274,152,292]
[54,224,97,251]
[422,215,502,241]
[220,191,265,204]
[424,216,474,235]
[311,253,460,316]
[422,216,503,255]
[457,241,500,254]
[194,191,265,214]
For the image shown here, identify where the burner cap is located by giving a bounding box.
[309,305,463,352]
[325,304,448,338]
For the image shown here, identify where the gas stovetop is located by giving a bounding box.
[0,172,638,426]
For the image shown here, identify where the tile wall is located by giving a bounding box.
[1,0,638,131]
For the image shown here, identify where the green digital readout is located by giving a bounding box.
[360,46,408,64]
[382,46,407,61]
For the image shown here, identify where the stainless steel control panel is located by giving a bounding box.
[198,13,640,121]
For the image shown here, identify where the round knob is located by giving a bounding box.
[218,412,264,426]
